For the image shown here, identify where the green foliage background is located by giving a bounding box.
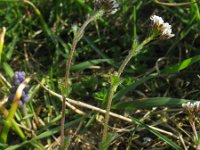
[0,0,200,149]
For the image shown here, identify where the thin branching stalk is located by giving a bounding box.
[60,10,104,148]
[102,34,156,142]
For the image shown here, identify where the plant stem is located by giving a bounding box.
[102,84,117,142]
[60,10,104,148]
[60,40,76,147]
[118,35,155,76]
[21,104,32,129]
[102,34,155,143]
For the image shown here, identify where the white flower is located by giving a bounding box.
[160,23,175,39]
[150,15,175,39]
[182,102,191,108]
[182,101,200,113]
[150,15,164,27]
[161,22,171,29]
[95,0,119,15]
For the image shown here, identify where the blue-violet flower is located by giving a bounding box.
[8,71,30,107]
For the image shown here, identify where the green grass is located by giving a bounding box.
[0,0,200,149]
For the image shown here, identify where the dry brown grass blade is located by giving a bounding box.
[39,81,176,138]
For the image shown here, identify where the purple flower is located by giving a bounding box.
[8,71,30,107]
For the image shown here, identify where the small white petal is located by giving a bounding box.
[167,34,175,39]
[182,103,186,108]
[162,28,171,35]
[150,15,164,26]
[186,102,191,107]
[162,22,171,29]
[190,103,195,108]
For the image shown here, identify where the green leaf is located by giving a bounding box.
[114,55,200,102]
[111,74,120,87]
[131,117,182,150]
[58,137,71,150]
[162,55,200,74]
[5,141,28,150]
[6,34,18,60]
[0,143,7,149]
[71,59,112,71]
[99,133,118,150]
[5,117,84,150]
[0,27,6,63]
[83,36,110,60]
[34,116,84,141]
[113,73,159,101]
[2,62,14,78]
[112,97,192,110]
[29,140,45,150]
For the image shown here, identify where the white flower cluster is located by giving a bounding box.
[182,101,200,113]
[150,15,175,39]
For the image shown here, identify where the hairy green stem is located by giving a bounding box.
[60,10,104,149]
[102,34,155,143]
[102,84,117,143]
[118,35,155,76]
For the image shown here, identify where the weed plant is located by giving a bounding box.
[0,0,200,150]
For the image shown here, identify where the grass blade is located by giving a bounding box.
[71,59,112,71]
[0,27,6,63]
[114,54,200,101]
[131,117,182,150]
[113,97,191,110]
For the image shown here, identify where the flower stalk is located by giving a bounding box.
[102,15,174,145]
[102,34,155,143]
[60,10,104,149]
